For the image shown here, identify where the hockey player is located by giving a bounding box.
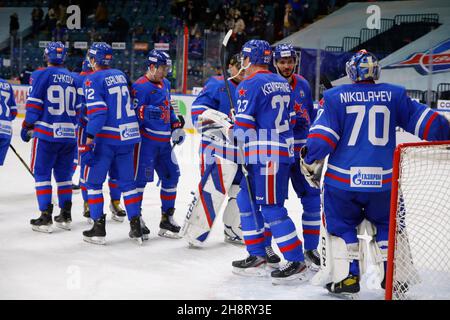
[132,49,184,238]
[75,59,127,223]
[21,42,78,232]
[0,77,17,166]
[300,49,450,297]
[231,40,309,285]
[273,43,321,270]
[188,55,248,245]
[80,42,143,245]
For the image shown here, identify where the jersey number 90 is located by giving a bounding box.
[47,85,77,116]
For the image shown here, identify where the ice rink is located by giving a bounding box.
[0,120,387,300]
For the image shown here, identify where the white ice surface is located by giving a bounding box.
[0,120,386,300]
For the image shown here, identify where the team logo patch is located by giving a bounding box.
[53,123,76,139]
[385,38,450,75]
[238,88,247,97]
[350,167,383,188]
[119,123,140,141]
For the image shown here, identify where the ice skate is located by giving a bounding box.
[30,204,54,233]
[271,261,309,285]
[140,216,150,240]
[54,201,72,230]
[83,201,93,224]
[305,249,321,271]
[265,246,281,269]
[232,255,268,277]
[326,274,360,300]
[129,215,144,245]
[83,214,106,245]
[158,208,181,239]
[110,200,126,222]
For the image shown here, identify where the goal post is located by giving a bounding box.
[386,141,450,300]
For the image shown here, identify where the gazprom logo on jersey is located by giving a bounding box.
[53,123,75,138]
[350,167,383,188]
[386,39,450,75]
[119,123,140,141]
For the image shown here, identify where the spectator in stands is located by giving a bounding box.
[9,13,19,39]
[95,2,109,28]
[189,31,204,60]
[153,27,171,44]
[52,21,68,42]
[248,4,268,39]
[228,18,247,57]
[133,22,146,39]
[32,5,44,38]
[283,3,300,37]
[210,13,226,32]
[47,5,58,35]
[111,15,130,41]
[57,3,67,26]
[20,64,33,85]
[181,0,197,28]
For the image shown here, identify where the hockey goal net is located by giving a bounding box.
[385,141,450,300]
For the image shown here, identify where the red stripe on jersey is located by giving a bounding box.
[199,184,213,227]
[140,130,171,142]
[264,231,272,237]
[108,182,118,188]
[26,103,43,111]
[423,112,438,140]
[382,177,392,184]
[235,120,255,129]
[87,107,107,115]
[307,133,336,149]
[30,138,38,173]
[34,127,53,136]
[244,150,290,157]
[325,172,350,184]
[267,161,275,204]
[280,239,302,253]
[96,133,121,140]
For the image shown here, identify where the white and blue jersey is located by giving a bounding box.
[24,66,79,143]
[83,69,140,145]
[234,70,295,165]
[0,78,17,140]
[305,82,450,192]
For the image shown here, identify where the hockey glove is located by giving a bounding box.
[300,146,324,189]
[78,143,95,166]
[138,105,163,121]
[20,121,34,143]
[171,121,185,145]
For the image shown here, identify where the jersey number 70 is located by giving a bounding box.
[347,104,390,146]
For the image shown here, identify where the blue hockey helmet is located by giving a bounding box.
[346,49,380,82]
[81,58,92,72]
[273,43,297,61]
[241,39,272,66]
[147,49,172,73]
[88,42,113,66]
[44,41,67,65]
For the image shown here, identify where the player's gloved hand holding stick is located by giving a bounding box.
[78,138,96,166]
[20,121,34,143]
[300,146,324,189]
[138,104,163,121]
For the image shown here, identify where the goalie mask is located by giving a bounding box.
[346,49,380,82]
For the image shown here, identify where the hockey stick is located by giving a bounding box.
[9,144,34,177]
[220,29,260,232]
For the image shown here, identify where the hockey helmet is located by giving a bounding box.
[346,49,380,82]
[88,42,113,66]
[81,58,92,72]
[147,49,172,73]
[44,41,67,65]
[240,39,272,66]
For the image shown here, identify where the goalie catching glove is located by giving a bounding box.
[300,146,324,189]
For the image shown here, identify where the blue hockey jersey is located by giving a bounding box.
[0,78,17,139]
[234,70,295,164]
[305,82,450,192]
[83,68,140,145]
[290,74,316,158]
[24,66,79,143]
[132,76,179,143]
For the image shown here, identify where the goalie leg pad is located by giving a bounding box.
[181,155,238,246]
